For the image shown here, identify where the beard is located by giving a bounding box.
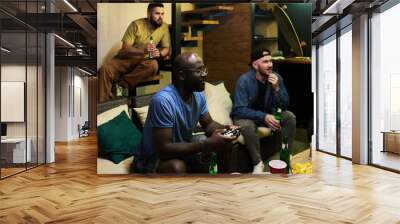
[194,81,205,92]
[150,18,162,28]
[184,76,205,92]
[188,80,205,92]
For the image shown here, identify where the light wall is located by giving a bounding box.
[55,67,69,141]
[1,65,42,138]
[1,65,26,138]
[1,64,45,164]
[55,67,89,141]
[352,14,369,164]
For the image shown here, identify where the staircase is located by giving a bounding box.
[181,4,234,45]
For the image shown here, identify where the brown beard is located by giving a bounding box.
[150,18,162,28]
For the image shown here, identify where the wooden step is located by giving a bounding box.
[181,5,234,16]
[182,35,203,42]
[182,20,219,27]
[117,74,161,91]
[182,28,203,42]
[135,74,161,87]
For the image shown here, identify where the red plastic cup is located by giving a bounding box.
[268,160,287,174]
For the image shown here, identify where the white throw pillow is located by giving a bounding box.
[97,104,130,126]
[133,106,149,126]
[97,156,133,174]
[204,82,233,125]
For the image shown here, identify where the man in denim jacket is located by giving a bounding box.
[231,48,296,174]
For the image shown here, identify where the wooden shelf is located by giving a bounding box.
[182,20,219,27]
[253,37,278,41]
[272,57,311,64]
[181,6,234,16]
[254,13,274,19]
[253,36,278,41]
[182,35,203,42]
[252,3,279,55]
[138,74,161,84]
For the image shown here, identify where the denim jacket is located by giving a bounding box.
[230,69,289,123]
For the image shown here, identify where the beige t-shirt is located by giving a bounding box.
[121,18,170,49]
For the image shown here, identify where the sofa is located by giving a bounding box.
[97,82,277,174]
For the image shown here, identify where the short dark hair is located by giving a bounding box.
[172,52,195,83]
[148,3,164,13]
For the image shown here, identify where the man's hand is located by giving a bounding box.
[264,114,281,131]
[223,125,240,132]
[223,125,241,140]
[150,48,161,58]
[204,129,234,153]
[268,73,280,92]
[146,43,156,52]
[146,43,160,58]
[119,42,148,58]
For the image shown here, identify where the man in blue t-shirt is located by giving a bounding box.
[133,52,238,173]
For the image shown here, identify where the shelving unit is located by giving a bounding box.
[251,3,279,54]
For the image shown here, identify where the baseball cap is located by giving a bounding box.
[249,48,271,66]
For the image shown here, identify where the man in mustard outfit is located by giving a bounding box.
[98,3,171,102]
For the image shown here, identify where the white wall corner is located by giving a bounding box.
[352,14,369,165]
[46,33,55,163]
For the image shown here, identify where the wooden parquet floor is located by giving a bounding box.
[1,135,400,223]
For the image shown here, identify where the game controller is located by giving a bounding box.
[222,128,240,138]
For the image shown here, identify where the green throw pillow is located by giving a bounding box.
[98,111,142,164]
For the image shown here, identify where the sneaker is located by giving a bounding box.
[252,161,265,174]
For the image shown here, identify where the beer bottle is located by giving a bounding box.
[272,107,282,135]
[274,107,282,123]
[149,36,154,59]
[209,152,218,174]
[280,136,291,174]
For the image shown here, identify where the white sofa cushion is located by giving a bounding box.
[97,156,133,174]
[97,104,130,126]
[204,82,233,125]
[133,106,149,126]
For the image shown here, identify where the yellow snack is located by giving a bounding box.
[291,162,312,174]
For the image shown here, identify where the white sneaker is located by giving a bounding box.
[252,161,265,174]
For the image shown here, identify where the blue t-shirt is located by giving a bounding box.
[136,84,208,156]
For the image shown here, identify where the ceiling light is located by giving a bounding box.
[54,34,75,48]
[77,67,93,76]
[322,0,354,15]
[63,0,78,12]
[1,47,11,53]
